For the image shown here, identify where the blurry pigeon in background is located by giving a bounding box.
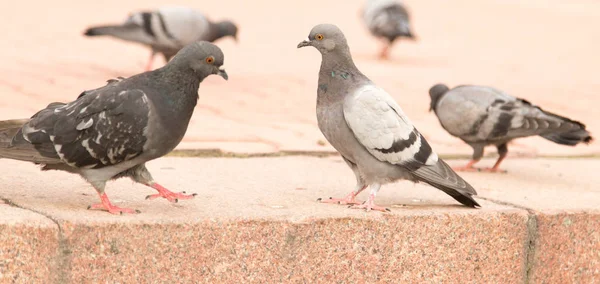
[84,6,238,71]
[429,84,593,172]
[298,24,478,211]
[362,0,416,59]
[0,42,228,214]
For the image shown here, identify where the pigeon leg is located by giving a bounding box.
[145,182,197,203]
[378,45,390,60]
[145,50,156,71]
[127,164,197,203]
[349,183,389,212]
[319,184,366,205]
[88,192,140,215]
[454,145,484,171]
[452,159,481,172]
[481,143,508,173]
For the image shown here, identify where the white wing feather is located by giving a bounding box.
[343,85,438,166]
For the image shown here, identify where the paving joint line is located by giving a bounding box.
[166,149,600,159]
[0,196,71,282]
[477,196,538,284]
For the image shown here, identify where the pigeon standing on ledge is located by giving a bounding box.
[84,6,238,71]
[429,84,593,172]
[362,0,416,59]
[0,41,228,214]
[298,24,478,211]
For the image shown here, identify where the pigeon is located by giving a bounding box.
[362,0,416,59]
[297,24,478,211]
[84,6,238,71]
[0,41,228,215]
[429,84,593,172]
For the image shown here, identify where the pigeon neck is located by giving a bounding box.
[319,51,361,80]
[430,94,442,113]
[152,67,201,114]
[429,87,450,113]
[317,50,367,103]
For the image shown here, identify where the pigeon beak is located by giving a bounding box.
[218,68,228,80]
[297,40,311,48]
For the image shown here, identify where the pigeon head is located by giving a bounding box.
[428,83,450,112]
[297,24,350,55]
[169,41,228,80]
[215,20,239,42]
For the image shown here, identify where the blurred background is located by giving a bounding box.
[0,0,598,157]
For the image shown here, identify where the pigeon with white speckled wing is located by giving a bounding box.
[297,24,478,211]
[84,6,238,71]
[0,41,228,215]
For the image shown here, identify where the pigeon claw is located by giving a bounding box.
[147,183,196,203]
[348,194,389,212]
[453,166,507,174]
[319,194,362,205]
[88,193,139,215]
[452,166,480,172]
[378,45,390,60]
[349,203,389,213]
[87,204,139,215]
[479,167,508,174]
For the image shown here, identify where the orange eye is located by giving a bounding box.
[315,34,324,41]
[205,56,215,64]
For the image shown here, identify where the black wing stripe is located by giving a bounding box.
[141,12,156,38]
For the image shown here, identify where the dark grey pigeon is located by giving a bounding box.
[362,0,416,59]
[84,6,238,71]
[429,84,593,172]
[297,24,478,211]
[0,41,228,215]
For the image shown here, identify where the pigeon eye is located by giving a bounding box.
[315,34,324,41]
[205,56,215,64]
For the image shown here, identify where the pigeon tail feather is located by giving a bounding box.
[411,159,480,208]
[541,129,593,146]
[534,108,593,146]
[0,119,28,144]
[84,25,122,36]
[0,119,61,164]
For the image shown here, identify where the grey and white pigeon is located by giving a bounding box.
[429,84,593,172]
[0,41,228,214]
[84,6,238,71]
[362,0,416,59]
[297,24,478,211]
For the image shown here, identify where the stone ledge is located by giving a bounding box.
[0,157,598,282]
[0,205,59,282]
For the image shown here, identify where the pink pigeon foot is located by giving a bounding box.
[349,194,390,212]
[479,167,508,173]
[88,193,140,215]
[452,159,481,172]
[378,45,390,60]
[318,191,362,205]
[144,51,155,71]
[145,183,197,203]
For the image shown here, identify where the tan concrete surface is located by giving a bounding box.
[454,158,600,211]
[0,156,598,281]
[1,0,599,281]
[0,157,518,222]
[0,0,598,156]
